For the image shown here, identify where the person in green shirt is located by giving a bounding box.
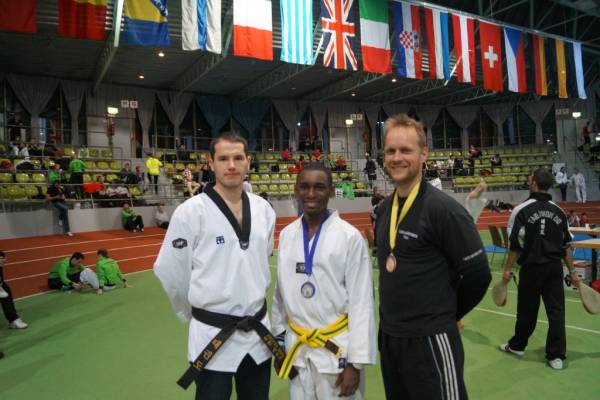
[68,156,86,198]
[47,162,62,184]
[95,248,132,295]
[47,252,85,291]
[122,203,144,232]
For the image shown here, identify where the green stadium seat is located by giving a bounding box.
[89,149,99,158]
[8,186,26,199]
[268,184,279,193]
[250,174,260,182]
[43,159,54,169]
[63,147,76,157]
[280,173,291,181]
[15,173,30,183]
[175,163,185,171]
[265,153,275,160]
[279,184,289,193]
[260,174,270,182]
[255,152,265,160]
[110,161,121,170]
[258,164,269,172]
[84,160,96,169]
[96,161,109,170]
[279,163,288,171]
[290,174,298,182]
[130,186,142,197]
[163,163,174,172]
[0,186,7,198]
[355,181,366,190]
[32,173,46,183]
[270,174,280,182]
[101,149,113,158]
[511,166,520,173]
[83,174,92,183]
[331,173,339,181]
[339,172,348,180]
[25,185,39,198]
[0,173,12,183]
[259,184,269,193]
[189,152,197,160]
[251,184,259,193]
[106,173,119,182]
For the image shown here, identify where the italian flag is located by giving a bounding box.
[359,0,391,74]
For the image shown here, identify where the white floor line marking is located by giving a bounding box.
[3,233,165,253]
[5,254,158,283]
[474,307,600,335]
[5,243,161,266]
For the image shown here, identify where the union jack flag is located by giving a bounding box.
[321,0,358,70]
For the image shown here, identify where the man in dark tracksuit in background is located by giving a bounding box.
[376,114,491,399]
[499,168,580,370]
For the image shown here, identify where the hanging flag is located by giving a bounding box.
[182,0,221,53]
[233,0,273,60]
[122,0,170,47]
[479,20,502,91]
[504,27,527,93]
[359,0,391,74]
[58,0,107,41]
[573,42,587,99]
[555,38,567,99]
[0,0,36,33]
[321,0,359,70]
[424,7,450,80]
[392,1,422,79]
[531,34,547,96]
[451,14,475,84]
[280,0,313,65]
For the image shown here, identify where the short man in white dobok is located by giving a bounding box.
[272,162,376,400]
[154,133,277,400]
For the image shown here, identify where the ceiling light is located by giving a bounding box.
[572,111,582,119]
[351,92,356,97]
[345,119,354,126]
[138,74,145,79]
[107,107,119,115]
[392,78,397,83]
[158,50,165,58]
[297,122,301,126]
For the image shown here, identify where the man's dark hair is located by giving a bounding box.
[71,252,85,260]
[209,132,248,158]
[297,162,333,187]
[532,168,553,191]
[0,250,5,258]
[97,248,108,257]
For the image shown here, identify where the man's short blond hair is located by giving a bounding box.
[383,113,427,149]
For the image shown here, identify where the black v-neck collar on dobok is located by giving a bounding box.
[204,184,252,250]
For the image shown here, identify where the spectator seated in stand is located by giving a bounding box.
[288,156,306,173]
[120,162,136,184]
[0,159,12,171]
[311,149,321,161]
[580,212,589,227]
[15,157,35,171]
[567,209,581,227]
[47,162,62,184]
[490,154,503,167]
[335,156,347,171]
[122,203,144,232]
[107,181,129,206]
[281,148,292,162]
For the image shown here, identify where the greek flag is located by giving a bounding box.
[280,0,313,65]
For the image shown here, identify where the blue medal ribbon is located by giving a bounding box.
[301,211,330,276]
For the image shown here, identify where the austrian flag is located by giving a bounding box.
[321,0,358,71]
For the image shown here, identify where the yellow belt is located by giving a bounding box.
[277,314,349,379]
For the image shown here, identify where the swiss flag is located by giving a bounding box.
[479,21,503,92]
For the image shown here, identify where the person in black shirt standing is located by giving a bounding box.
[46,181,73,237]
[364,155,377,188]
[499,168,580,370]
[375,114,491,400]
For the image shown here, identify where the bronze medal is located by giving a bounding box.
[386,253,397,273]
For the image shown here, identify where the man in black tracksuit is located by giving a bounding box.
[499,168,580,370]
[376,114,491,399]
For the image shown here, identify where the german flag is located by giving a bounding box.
[531,34,547,96]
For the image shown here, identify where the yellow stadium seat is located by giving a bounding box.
[258,164,269,172]
[89,149,99,158]
[270,174,280,182]
[163,163,174,172]
[259,184,269,193]
[110,161,121,170]
[83,174,92,183]
[265,153,275,160]
[15,173,30,183]
[101,149,113,158]
[8,186,26,199]
[106,173,119,182]
[189,152,197,160]
[279,184,289,193]
[0,186,7,198]
[84,160,96,169]
[260,174,270,182]
[63,147,75,157]
[280,173,291,181]
[268,184,279,193]
[25,185,39,198]
[32,173,46,183]
[130,186,142,197]
[250,174,260,182]
[96,161,109,170]
[355,181,366,190]
[0,173,12,183]
[252,184,259,193]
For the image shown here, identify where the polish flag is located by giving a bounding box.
[233,0,273,60]
[479,21,503,92]
[451,14,475,84]
[504,27,527,93]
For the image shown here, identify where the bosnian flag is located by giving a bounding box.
[392,1,422,79]
[451,14,475,84]
[424,7,450,80]
[504,27,527,93]
[182,0,221,53]
[233,0,273,60]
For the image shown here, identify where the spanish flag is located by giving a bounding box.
[555,38,567,99]
[58,0,107,41]
[531,34,547,96]
[122,0,170,47]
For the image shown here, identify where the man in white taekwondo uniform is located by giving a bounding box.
[272,162,376,400]
[154,132,289,400]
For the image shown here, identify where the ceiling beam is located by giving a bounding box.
[302,72,387,101]
[172,3,233,93]
[550,0,600,18]
[369,79,447,103]
[92,0,124,94]
[492,0,529,16]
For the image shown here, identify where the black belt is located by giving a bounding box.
[177,300,297,390]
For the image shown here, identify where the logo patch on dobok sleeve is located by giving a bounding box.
[172,238,188,249]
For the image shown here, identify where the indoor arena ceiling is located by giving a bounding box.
[1,0,600,106]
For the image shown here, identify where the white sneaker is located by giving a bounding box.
[9,318,28,329]
[0,286,8,299]
[499,343,524,356]
[547,358,563,370]
[66,232,73,237]
[58,219,63,226]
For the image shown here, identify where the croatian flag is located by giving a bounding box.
[504,27,527,93]
[451,13,475,84]
[424,7,450,80]
[181,0,221,53]
[392,1,422,79]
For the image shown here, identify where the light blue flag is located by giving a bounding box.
[573,42,587,99]
[280,0,313,65]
